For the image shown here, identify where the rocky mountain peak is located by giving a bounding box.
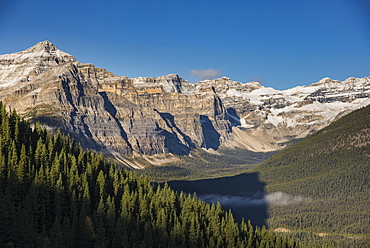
[194,77,262,96]
[0,40,76,66]
[0,41,76,88]
[310,77,340,87]
[27,40,58,52]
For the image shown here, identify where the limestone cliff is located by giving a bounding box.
[0,41,369,167]
[194,76,370,151]
[0,41,232,165]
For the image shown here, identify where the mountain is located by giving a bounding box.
[201,76,370,151]
[1,41,369,167]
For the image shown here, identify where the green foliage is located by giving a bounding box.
[0,102,297,248]
[251,105,370,247]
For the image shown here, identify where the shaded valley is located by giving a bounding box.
[138,148,278,181]
[165,105,370,247]
[167,173,268,226]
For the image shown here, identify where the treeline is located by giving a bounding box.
[139,148,276,182]
[252,105,370,246]
[0,102,298,247]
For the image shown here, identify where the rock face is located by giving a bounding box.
[0,41,231,161]
[198,76,370,151]
[0,41,369,165]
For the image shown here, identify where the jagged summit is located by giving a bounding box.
[0,40,76,64]
[310,77,337,86]
[26,40,58,52]
[0,41,76,88]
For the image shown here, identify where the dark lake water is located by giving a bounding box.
[166,172,268,226]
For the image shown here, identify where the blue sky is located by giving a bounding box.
[0,0,369,89]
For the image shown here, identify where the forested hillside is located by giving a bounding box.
[0,102,298,247]
[253,105,370,247]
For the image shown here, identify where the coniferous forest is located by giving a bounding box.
[146,105,370,247]
[253,105,370,247]
[0,101,298,247]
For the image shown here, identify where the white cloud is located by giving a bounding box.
[199,191,311,207]
[190,68,222,81]
[265,192,311,206]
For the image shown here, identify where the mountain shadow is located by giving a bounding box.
[154,110,195,155]
[99,92,130,143]
[59,78,103,150]
[167,172,268,226]
[226,107,241,127]
[159,129,192,155]
[200,115,221,150]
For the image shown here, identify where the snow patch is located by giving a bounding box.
[249,86,282,96]
[225,89,248,99]
[266,114,284,127]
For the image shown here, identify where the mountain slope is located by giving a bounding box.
[252,104,370,246]
[196,76,370,151]
[0,102,298,248]
[1,41,369,167]
[0,41,232,162]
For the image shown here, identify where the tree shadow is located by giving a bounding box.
[167,172,268,226]
[199,115,220,150]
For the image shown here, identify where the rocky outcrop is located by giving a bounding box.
[197,76,370,151]
[0,41,369,165]
[0,41,232,162]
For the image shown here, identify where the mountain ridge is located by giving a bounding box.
[1,41,369,167]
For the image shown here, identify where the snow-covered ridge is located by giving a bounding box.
[0,40,75,64]
[172,75,369,148]
[216,76,369,135]
[0,41,76,88]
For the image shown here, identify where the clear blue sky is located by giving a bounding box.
[1,0,369,89]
